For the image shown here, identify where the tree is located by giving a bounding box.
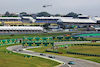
[20,12,27,16]
[5,11,10,16]
[54,14,61,17]
[66,12,78,18]
[37,12,51,17]
[43,23,50,30]
[78,14,82,15]
[61,25,66,30]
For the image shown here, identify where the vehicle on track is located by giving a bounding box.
[19,49,23,51]
[40,53,46,56]
[13,49,16,51]
[23,46,27,48]
[48,56,55,58]
[68,61,75,65]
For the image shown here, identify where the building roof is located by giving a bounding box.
[95,27,100,30]
[0,26,43,30]
[22,17,36,22]
[0,17,21,19]
[57,18,96,23]
[93,17,100,21]
[36,17,72,19]
[22,17,33,20]
[78,15,89,17]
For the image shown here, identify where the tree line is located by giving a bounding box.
[3,11,81,18]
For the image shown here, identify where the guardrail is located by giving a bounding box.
[67,51,100,57]
[74,44,100,46]
[46,43,100,57]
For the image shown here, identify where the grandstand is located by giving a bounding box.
[92,17,100,24]
[0,26,43,34]
[35,16,100,25]
[35,16,100,28]
[0,16,100,27]
[0,17,22,25]
[57,17,100,28]
[95,27,100,31]
[22,17,35,23]
[35,17,61,23]
[57,18,96,24]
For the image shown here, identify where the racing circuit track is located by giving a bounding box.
[7,41,100,67]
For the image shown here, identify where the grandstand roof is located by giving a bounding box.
[0,26,43,30]
[22,17,36,22]
[95,27,100,30]
[36,17,72,19]
[0,17,21,19]
[78,15,89,17]
[36,17,97,23]
[57,18,96,23]
[22,17,33,20]
[93,17,100,21]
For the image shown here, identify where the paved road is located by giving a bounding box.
[7,41,100,67]
[54,41,91,45]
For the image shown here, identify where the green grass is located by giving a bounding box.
[0,32,73,40]
[77,33,100,36]
[68,45,100,55]
[28,45,100,63]
[86,38,100,40]
[1,32,100,67]
[83,42,100,45]
[0,44,60,67]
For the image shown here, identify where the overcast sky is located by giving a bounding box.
[0,0,100,16]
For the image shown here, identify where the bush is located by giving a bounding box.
[11,34,14,36]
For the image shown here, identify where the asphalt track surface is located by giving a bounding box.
[7,41,100,67]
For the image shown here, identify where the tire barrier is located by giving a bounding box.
[0,39,18,46]
[22,42,54,46]
[23,37,53,42]
[53,37,86,41]
[4,51,13,54]
[67,51,100,57]
[46,50,63,54]
[22,37,54,46]
[24,55,34,58]
[45,50,59,53]
[46,43,100,57]
[22,37,87,47]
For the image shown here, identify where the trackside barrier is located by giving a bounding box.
[0,39,19,46]
[46,43,100,57]
[22,37,54,46]
[45,44,75,54]
[4,51,13,53]
[58,44,74,47]
[22,36,89,46]
[67,52,100,57]
[53,36,86,41]
[45,50,59,53]
[75,44,100,46]
[24,55,34,58]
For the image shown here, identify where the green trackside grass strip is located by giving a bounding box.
[0,44,60,67]
[28,43,100,63]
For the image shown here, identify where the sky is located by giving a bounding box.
[0,0,100,16]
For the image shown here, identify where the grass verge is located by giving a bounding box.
[0,44,60,67]
[0,32,74,40]
[28,45,100,63]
